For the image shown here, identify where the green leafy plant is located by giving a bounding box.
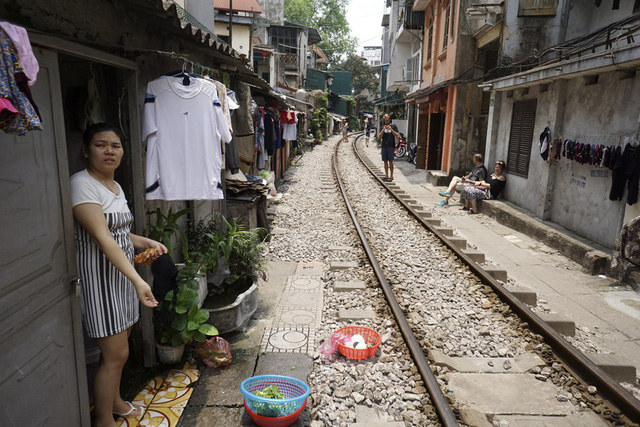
[157,263,218,347]
[185,215,234,275]
[222,218,267,289]
[146,207,191,257]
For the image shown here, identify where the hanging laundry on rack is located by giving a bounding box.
[143,75,232,200]
[0,29,42,135]
[539,127,551,160]
[281,109,298,142]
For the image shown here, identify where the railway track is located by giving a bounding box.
[328,132,640,425]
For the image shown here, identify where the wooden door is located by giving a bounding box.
[0,48,89,426]
[427,112,445,170]
[416,113,428,169]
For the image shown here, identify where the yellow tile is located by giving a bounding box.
[138,406,184,426]
[164,368,199,388]
[132,376,165,407]
[149,386,193,408]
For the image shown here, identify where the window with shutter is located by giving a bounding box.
[518,0,557,16]
[507,99,537,178]
[406,57,414,84]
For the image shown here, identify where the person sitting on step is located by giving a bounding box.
[436,153,488,207]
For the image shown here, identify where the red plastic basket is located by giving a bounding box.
[336,326,381,360]
[243,399,306,427]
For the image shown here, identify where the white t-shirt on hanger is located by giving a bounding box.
[143,76,232,200]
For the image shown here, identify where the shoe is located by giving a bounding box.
[467,209,477,215]
[459,206,469,211]
[114,401,144,418]
[436,200,448,207]
[438,191,451,197]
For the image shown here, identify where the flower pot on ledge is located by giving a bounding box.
[203,279,258,334]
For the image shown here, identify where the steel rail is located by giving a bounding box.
[333,134,459,427]
[351,135,640,423]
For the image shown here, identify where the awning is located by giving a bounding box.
[123,0,270,91]
[373,92,405,106]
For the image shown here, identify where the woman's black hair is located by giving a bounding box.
[83,123,125,147]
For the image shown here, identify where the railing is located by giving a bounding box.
[399,3,424,31]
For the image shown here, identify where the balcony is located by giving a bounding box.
[465,1,503,43]
[398,4,424,31]
[280,53,299,71]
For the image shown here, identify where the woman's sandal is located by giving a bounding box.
[459,206,468,211]
[113,401,144,418]
[467,209,478,215]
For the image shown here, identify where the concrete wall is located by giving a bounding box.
[388,42,411,90]
[255,0,283,25]
[214,22,252,56]
[492,68,640,248]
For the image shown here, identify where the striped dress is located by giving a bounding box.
[70,169,139,338]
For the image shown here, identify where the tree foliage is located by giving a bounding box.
[284,0,357,64]
[335,54,379,96]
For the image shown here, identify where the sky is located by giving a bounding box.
[346,0,386,55]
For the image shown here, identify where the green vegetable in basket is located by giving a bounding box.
[254,384,285,399]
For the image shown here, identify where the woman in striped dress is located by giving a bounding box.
[70,123,166,426]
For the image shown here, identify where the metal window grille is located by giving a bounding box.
[443,1,451,49]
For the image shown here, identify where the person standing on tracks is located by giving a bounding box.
[378,113,399,182]
[364,119,371,147]
[341,119,349,143]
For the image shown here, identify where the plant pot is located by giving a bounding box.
[175,263,208,308]
[156,342,186,364]
[204,280,258,334]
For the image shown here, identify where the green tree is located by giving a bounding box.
[284,0,357,64]
[335,54,379,96]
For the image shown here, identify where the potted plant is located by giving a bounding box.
[155,262,219,364]
[202,216,268,334]
[184,215,232,291]
[146,207,190,257]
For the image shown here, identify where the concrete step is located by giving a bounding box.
[447,236,467,249]
[330,261,359,270]
[463,249,485,264]
[328,246,352,251]
[434,226,454,236]
[334,281,367,292]
[483,266,508,282]
[587,353,637,384]
[425,218,441,226]
[414,209,432,218]
[504,285,537,306]
[339,309,375,321]
[538,312,576,337]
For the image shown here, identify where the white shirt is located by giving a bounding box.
[143,76,232,201]
[70,169,130,213]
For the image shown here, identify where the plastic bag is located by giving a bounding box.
[319,331,351,357]
[194,336,232,368]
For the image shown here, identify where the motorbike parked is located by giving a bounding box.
[395,133,408,157]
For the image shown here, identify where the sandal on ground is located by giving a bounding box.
[113,401,143,418]
[459,206,469,211]
[467,209,478,215]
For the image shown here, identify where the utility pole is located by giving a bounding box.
[228,0,233,48]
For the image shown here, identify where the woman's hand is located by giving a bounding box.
[130,233,168,254]
[146,239,168,254]
[134,281,158,308]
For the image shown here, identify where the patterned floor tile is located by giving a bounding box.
[114,403,145,426]
[149,386,193,408]
[132,376,165,407]
[138,406,184,426]
[164,368,199,388]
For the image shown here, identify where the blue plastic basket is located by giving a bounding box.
[240,375,310,417]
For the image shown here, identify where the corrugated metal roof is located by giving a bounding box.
[214,0,263,13]
[122,0,269,89]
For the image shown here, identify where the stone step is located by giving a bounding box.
[397,194,411,199]
[447,236,467,249]
[587,353,637,384]
[431,350,545,373]
[425,218,441,226]
[434,226,454,236]
[339,309,375,321]
[334,281,367,292]
[328,246,352,251]
[406,200,420,205]
[415,210,432,218]
[266,207,277,215]
[483,266,508,282]
[330,261,359,270]
[538,312,576,337]
[504,285,537,306]
[463,249,485,263]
